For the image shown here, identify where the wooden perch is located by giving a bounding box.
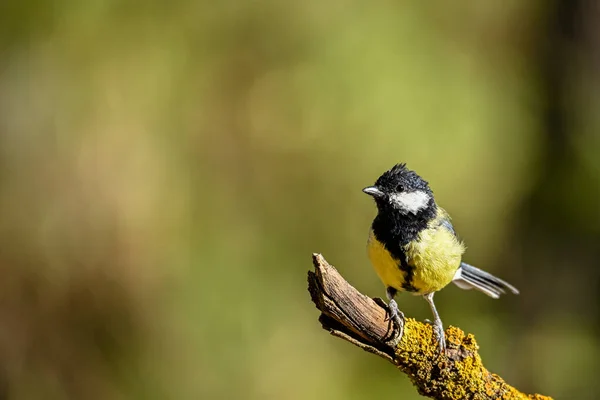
[307,253,552,400]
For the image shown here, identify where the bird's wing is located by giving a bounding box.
[436,208,456,236]
[439,218,455,236]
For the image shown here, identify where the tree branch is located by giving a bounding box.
[307,253,552,400]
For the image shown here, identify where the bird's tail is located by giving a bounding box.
[452,262,519,299]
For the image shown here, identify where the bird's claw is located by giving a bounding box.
[423,319,446,353]
[424,318,446,353]
[373,297,388,309]
[385,299,404,327]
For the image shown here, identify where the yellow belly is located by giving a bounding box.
[367,215,465,295]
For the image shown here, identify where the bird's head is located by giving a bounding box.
[363,163,434,216]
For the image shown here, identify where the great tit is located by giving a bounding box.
[363,163,519,352]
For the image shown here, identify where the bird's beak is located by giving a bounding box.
[362,186,384,198]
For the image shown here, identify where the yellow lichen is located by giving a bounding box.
[393,319,553,400]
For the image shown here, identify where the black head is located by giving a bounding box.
[363,163,435,215]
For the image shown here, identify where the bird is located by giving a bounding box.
[362,163,519,352]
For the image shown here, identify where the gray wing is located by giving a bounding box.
[439,218,455,236]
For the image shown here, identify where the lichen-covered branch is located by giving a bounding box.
[307,253,552,400]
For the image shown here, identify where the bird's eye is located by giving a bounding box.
[396,184,405,192]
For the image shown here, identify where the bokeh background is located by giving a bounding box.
[1,0,599,399]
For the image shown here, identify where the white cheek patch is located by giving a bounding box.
[389,190,430,214]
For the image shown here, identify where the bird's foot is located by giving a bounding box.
[374,297,404,345]
[385,298,404,328]
[424,319,446,353]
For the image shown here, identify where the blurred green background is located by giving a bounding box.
[0,0,599,399]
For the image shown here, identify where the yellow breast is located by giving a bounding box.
[367,208,465,295]
[367,230,407,290]
[405,219,464,294]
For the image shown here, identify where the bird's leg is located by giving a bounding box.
[385,287,404,328]
[423,292,446,352]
